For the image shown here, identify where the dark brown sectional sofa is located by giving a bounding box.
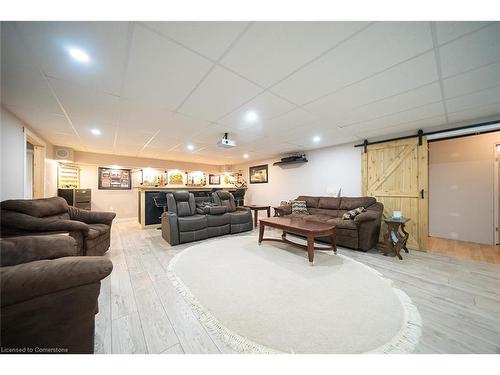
[280,196,383,251]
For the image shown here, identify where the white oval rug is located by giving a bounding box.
[167,236,421,354]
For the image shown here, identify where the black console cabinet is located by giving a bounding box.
[58,188,92,210]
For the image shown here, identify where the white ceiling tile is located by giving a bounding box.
[358,115,447,139]
[446,86,500,113]
[49,77,120,126]
[1,64,62,114]
[122,23,212,109]
[144,21,249,60]
[117,99,173,133]
[218,91,295,130]
[304,51,439,119]
[272,22,434,105]
[74,122,116,144]
[260,108,317,135]
[178,65,261,121]
[221,22,369,87]
[435,21,493,45]
[340,82,443,127]
[4,105,73,136]
[447,102,500,124]
[16,21,130,95]
[439,23,500,78]
[442,61,500,99]
[346,102,445,135]
[1,22,39,71]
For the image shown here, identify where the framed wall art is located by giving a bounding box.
[249,164,268,184]
[98,167,131,190]
[209,174,221,185]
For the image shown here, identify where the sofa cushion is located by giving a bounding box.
[296,196,319,208]
[1,197,68,218]
[326,218,358,230]
[303,214,333,223]
[318,197,341,210]
[228,211,251,224]
[308,208,337,217]
[340,197,376,210]
[177,215,207,232]
[207,213,230,227]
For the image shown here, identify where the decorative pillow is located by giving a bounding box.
[342,206,366,220]
[291,200,309,215]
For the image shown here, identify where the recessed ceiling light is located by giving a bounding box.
[187,144,194,151]
[244,111,259,123]
[68,47,90,63]
[91,129,101,135]
[312,136,321,143]
[243,153,249,159]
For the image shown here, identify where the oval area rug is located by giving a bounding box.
[167,236,421,353]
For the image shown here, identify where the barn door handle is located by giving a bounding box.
[420,189,424,199]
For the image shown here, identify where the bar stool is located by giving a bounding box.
[152,192,168,229]
[232,188,246,207]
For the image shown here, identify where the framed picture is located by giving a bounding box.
[168,170,185,185]
[209,174,221,185]
[249,164,268,184]
[98,167,131,190]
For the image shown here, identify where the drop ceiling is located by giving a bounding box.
[1,21,499,165]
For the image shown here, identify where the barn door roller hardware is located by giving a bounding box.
[354,119,500,148]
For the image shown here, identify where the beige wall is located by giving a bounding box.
[234,143,362,208]
[75,151,227,218]
[429,131,500,245]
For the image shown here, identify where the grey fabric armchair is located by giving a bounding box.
[212,191,253,234]
[0,235,113,353]
[0,197,116,256]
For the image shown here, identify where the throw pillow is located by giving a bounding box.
[342,206,366,220]
[291,200,309,215]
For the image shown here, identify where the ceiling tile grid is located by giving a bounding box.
[1,21,499,165]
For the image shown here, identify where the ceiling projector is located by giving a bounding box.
[217,133,236,148]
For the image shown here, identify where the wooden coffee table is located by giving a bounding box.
[258,216,336,265]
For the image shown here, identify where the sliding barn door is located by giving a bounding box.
[361,138,428,251]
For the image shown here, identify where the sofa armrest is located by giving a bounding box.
[1,210,89,233]
[236,206,251,214]
[0,256,113,307]
[161,212,180,245]
[0,235,78,267]
[68,206,116,225]
[354,211,380,223]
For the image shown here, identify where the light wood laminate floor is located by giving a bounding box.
[427,236,500,264]
[94,219,500,354]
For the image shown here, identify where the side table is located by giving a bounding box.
[244,205,271,228]
[383,217,410,260]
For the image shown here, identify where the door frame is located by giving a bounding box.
[495,144,499,244]
[23,127,46,199]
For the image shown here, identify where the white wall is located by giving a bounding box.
[235,142,362,207]
[429,132,500,245]
[1,108,26,200]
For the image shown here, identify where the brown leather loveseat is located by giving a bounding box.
[279,196,383,251]
[0,197,116,256]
